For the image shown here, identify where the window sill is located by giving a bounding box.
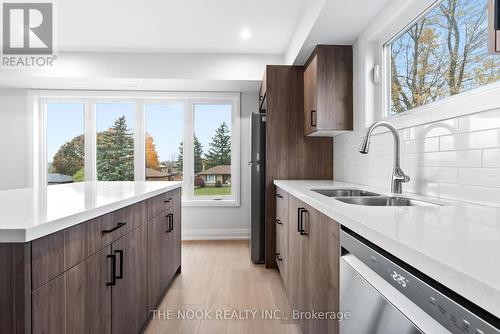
[379,82,500,131]
[182,198,240,207]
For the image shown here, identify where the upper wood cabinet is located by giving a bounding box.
[303,45,353,136]
[489,0,500,54]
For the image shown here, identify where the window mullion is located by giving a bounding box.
[134,100,146,181]
[84,100,96,182]
[184,101,195,199]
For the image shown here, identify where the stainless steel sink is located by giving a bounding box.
[335,196,440,207]
[312,189,380,197]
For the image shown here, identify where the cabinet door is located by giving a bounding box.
[170,189,182,277]
[147,213,171,310]
[32,275,66,334]
[112,225,148,334]
[304,205,340,334]
[66,246,112,334]
[287,196,309,330]
[304,53,318,135]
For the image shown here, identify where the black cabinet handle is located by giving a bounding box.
[106,254,116,286]
[164,197,173,203]
[300,209,308,236]
[165,213,174,233]
[311,110,317,127]
[169,213,174,231]
[297,208,304,232]
[276,253,283,262]
[101,222,126,234]
[276,219,282,225]
[276,193,283,199]
[115,250,124,280]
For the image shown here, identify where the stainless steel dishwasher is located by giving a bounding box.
[339,228,500,334]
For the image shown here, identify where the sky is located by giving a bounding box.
[46,102,232,163]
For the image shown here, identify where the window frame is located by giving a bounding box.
[28,90,241,207]
[356,0,500,132]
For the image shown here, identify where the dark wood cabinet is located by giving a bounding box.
[303,45,353,137]
[32,274,66,334]
[263,65,333,268]
[112,225,148,334]
[282,193,340,334]
[147,188,181,310]
[489,0,500,53]
[0,187,181,334]
[66,246,112,334]
[304,204,340,334]
[170,189,182,276]
[287,195,309,331]
[147,213,172,309]
[275,188,289,290]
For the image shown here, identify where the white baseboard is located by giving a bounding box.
[182,228,250,240]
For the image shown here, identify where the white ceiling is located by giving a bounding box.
[57,0,308,53]
[292,0,393,64]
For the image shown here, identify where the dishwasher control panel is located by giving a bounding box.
[340,229,500,334]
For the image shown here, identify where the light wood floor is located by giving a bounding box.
[145,240,301,334]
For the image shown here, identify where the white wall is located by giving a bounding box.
[182,92,255,239]
[0,89,29,190]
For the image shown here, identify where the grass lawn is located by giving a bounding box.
[194,186,231,196]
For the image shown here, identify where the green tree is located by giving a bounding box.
[176,135,204,173]
[52,134,84,177]
[96,116,134,181]
[73,167,85,182]
[204,122,231,169]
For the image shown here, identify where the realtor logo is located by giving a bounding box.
[1,1,56,68]
[2,2,53,54]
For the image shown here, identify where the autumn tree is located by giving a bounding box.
[52,134,84,177]
[204,122,231,169]
[391,0,499,114]
[145,133,160,170]
[96,116,134,181]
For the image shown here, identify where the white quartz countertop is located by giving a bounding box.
[274,180,500,319]
[0,181,182,243]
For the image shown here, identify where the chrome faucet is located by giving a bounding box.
[359,121,410,194]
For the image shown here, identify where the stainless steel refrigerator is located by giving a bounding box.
[250,112,266,263]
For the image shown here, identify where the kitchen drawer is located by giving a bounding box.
[89,208,128,254]
[124,201,147,233]
[31,230,65,291]
[147,190,176,220]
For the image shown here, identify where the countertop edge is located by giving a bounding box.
[0,182,182,243]
[273,180,500,320]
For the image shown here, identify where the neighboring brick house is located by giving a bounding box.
[197,165,231,186]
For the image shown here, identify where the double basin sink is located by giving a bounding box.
[312,188,439,207]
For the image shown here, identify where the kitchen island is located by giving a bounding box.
[0,181,182,334]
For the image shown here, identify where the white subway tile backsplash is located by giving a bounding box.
[483,149,500,167]
[406,119,458,140]
[414,167,458,184]
[423,151,482,167]
[458,168,500,188]
[402,137,440,154]
[459,109,500,132]
[334,107,500,206]
[439,129,500,151]
[439,184,500,207]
